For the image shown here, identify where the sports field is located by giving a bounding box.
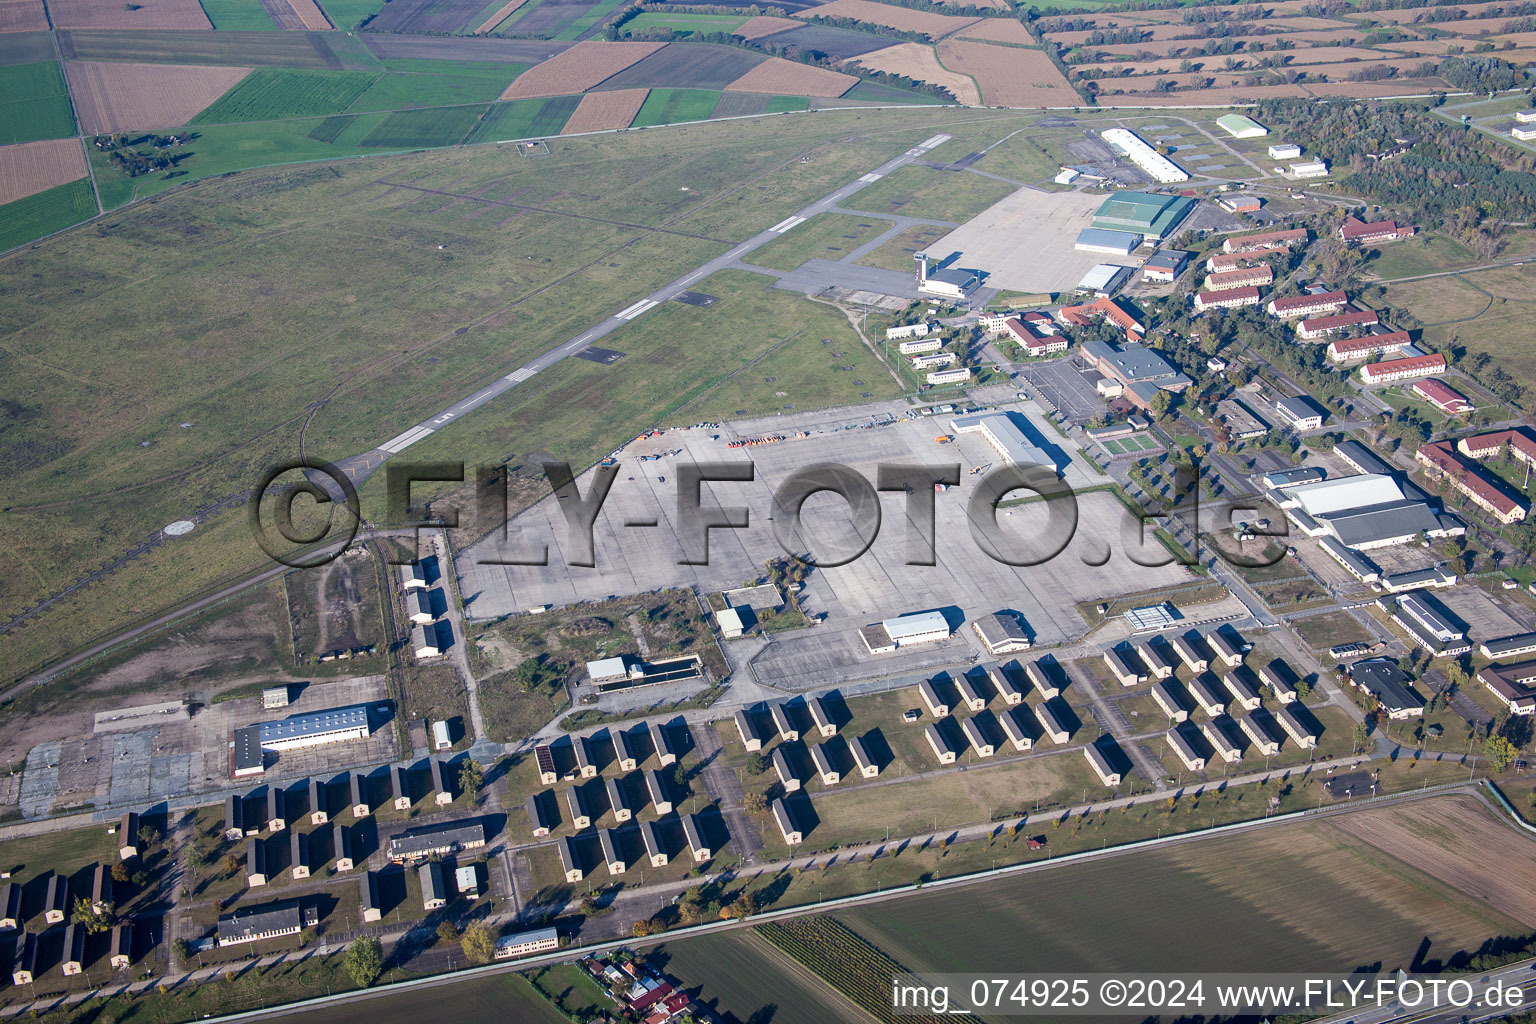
[0,107,1021,688]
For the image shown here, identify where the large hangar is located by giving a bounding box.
[1091,191,1196,242]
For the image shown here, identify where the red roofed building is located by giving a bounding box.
[1021,310,1059,334]
[1457,427,1536,466]
[1223,227,1308,254]
[1416,440,1527,523]
[1204,265,1273,291]
[1268,290,1347,319]
[1005,317,1068,355]
[1194,285,1262,312]
[1327,330,1412,363]
[631,982,674,1012]
[1058,296,1144,341]
[1411,378,1474,415]
[1297,308,1379,340]
[1206,251,1257,273]
[1359,352,1445,384]
[1339,216,1416,245]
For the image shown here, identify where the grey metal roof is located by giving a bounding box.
[1276,394,1327,423]
[1480,632,1536,657]
[1334,439,1394,476]
[217,900,302,943]
[257,704,371,745]
[1323,500,1443,548]
[1348,659,1426,713]
[388,819,486,859]
[233,726,263,772]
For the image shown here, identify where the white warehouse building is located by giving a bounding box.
[860,611,951,654]
[1101,128,1188,183]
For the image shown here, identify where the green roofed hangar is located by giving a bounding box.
[1091,191,1196,241]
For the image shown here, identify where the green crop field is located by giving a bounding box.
[345,68,520,112]
[0,62,76,144]
[554,0,629,38]
[0,107,1018,693]
[1363,234,1479,280]
[360,104,487,147]
[466,95,580,141]
[198,0,279,29]
[0,178,95,252]
[622,10,748,34]
[191,69,378,124]
[630,87,721,127]
[847,164,1013,222]
[318,0,388,29]
[654,930,874,1024]
[747,211,895,271]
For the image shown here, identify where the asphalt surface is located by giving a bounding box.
[331,132,957,488]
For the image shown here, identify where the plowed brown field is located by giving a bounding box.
[734,14,801,39]
[955,18,1038,45]
[473,0,527,33]
[66,61,251,133]
[283,0,332,30]
[0,138,88,205]
[560,87,648,133]
[0,0,48,32]
[49,0,210,29]
[849,42,980,104]
[499,40,665,99]
[935,39,1076,106]
[722,56,855,97]
[795,0,978,39]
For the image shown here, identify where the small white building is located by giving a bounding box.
[999,706,1034,751]
[961,717,995,758]
[918,678,950,718]
[772,746,800,792]
[925,723,957,764]
[1083,743,1122,787]
[432,720,451,751]
[926,366,972,386]
[1054,167,1080,185]
[898,337,943,355]
[770,702,798,742]
[850,734,879,777]
[715,607,745,638]
[807,695,836,737]
[1239,715,1280,756]
[1268,143,1301,159]
[810,743,842,784]
[1202,718,1243,763]
[1166,728,1206,771]
[772,798,802,846]
[1034,700,1070,745]
[733,709,761,751]
[1290,160,1329,179]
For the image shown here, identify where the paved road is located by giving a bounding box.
[330,132,957,489]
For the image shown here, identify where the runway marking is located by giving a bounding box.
[615,298,659,321]
[919,133,952,150]
[768,215,806,233]
[857,173,883,183]
[431,411,457,425]
[380,425,434,454]
[503,367,538,383]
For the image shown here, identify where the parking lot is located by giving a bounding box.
[1017,357,1107,425]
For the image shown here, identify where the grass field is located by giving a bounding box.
[318,0,387,29]
[973,126,1075,182]
[466,95,579,141]
[653,930,874,1024]
[1363,234,1479,280]
[630,87,721,127]
[623,10,747,34]
[844,163,1013,222]
[854,221,947,272]
[346,67,520,112]
[190,68,378,123]
[0,176,95,251]
[554,0,628,38]
[1383,274,1492,325]
[747,211,895,272]
[198,0,279,29]
[0,108,1025,689]
[0,62,77,145]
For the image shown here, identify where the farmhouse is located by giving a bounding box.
[1346,658,1426,718]
[1166,728,1206,771]
[1083,743,1122,786]
[1268,290,1347,319]
[1476,662,1536,715]
[925,723,958,764]
[1297,309,1379,340]
[1195,286,1262,313]
[1359,353,1446,385]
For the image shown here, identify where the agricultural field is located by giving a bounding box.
[359,103,487,146]
[345,64,521,111]
[365,0,488,34]
[198,0,278,29]
[746,211,895,271]
[838,795,1535,977]
[320,0,385,29]
[756,918,948,1024]
[0,62,77,145]
[466,94,579,140]
[560,86,648,133]
[471,0,527,33]
[795,0,980,40]
[50,0,212,29]
[190,68,377,123]
[594,41,766,91]
[652,929,875,1024]
[0,137,88,205]
[58,28,376,69]
[0,176,95,253]
[849,42,980,105]
[844,163,1014,222]
[935,38,1078,106]
[67,60,254,134]
[748,22,897,60]
[621,10,747,35]
[708,91,808,117]
[499,39,664,99]
[0,0,49,31]
[725,54,856,96]
[630,87,721,127]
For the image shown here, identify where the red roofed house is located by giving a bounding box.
[1411,378,1474,415]
[1204,264,1273,291]
[1339,216,1416,245]
[1058,296,1145,341]
[1223,227,1308,254]
[1021,310,1060,334]
[1327,330,1412,363]
[1267,290,1347,319]
[1297,308,1379,340]
[1457,427,1536,466]
[1416,440,1527,523]
[1003,317,1067,356]
[1359,352,1445,385]
[1195,285,1262,312]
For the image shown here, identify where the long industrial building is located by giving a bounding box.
[950,412,1057,473]
[1100,130,1189,183]
[234,704,373,778]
